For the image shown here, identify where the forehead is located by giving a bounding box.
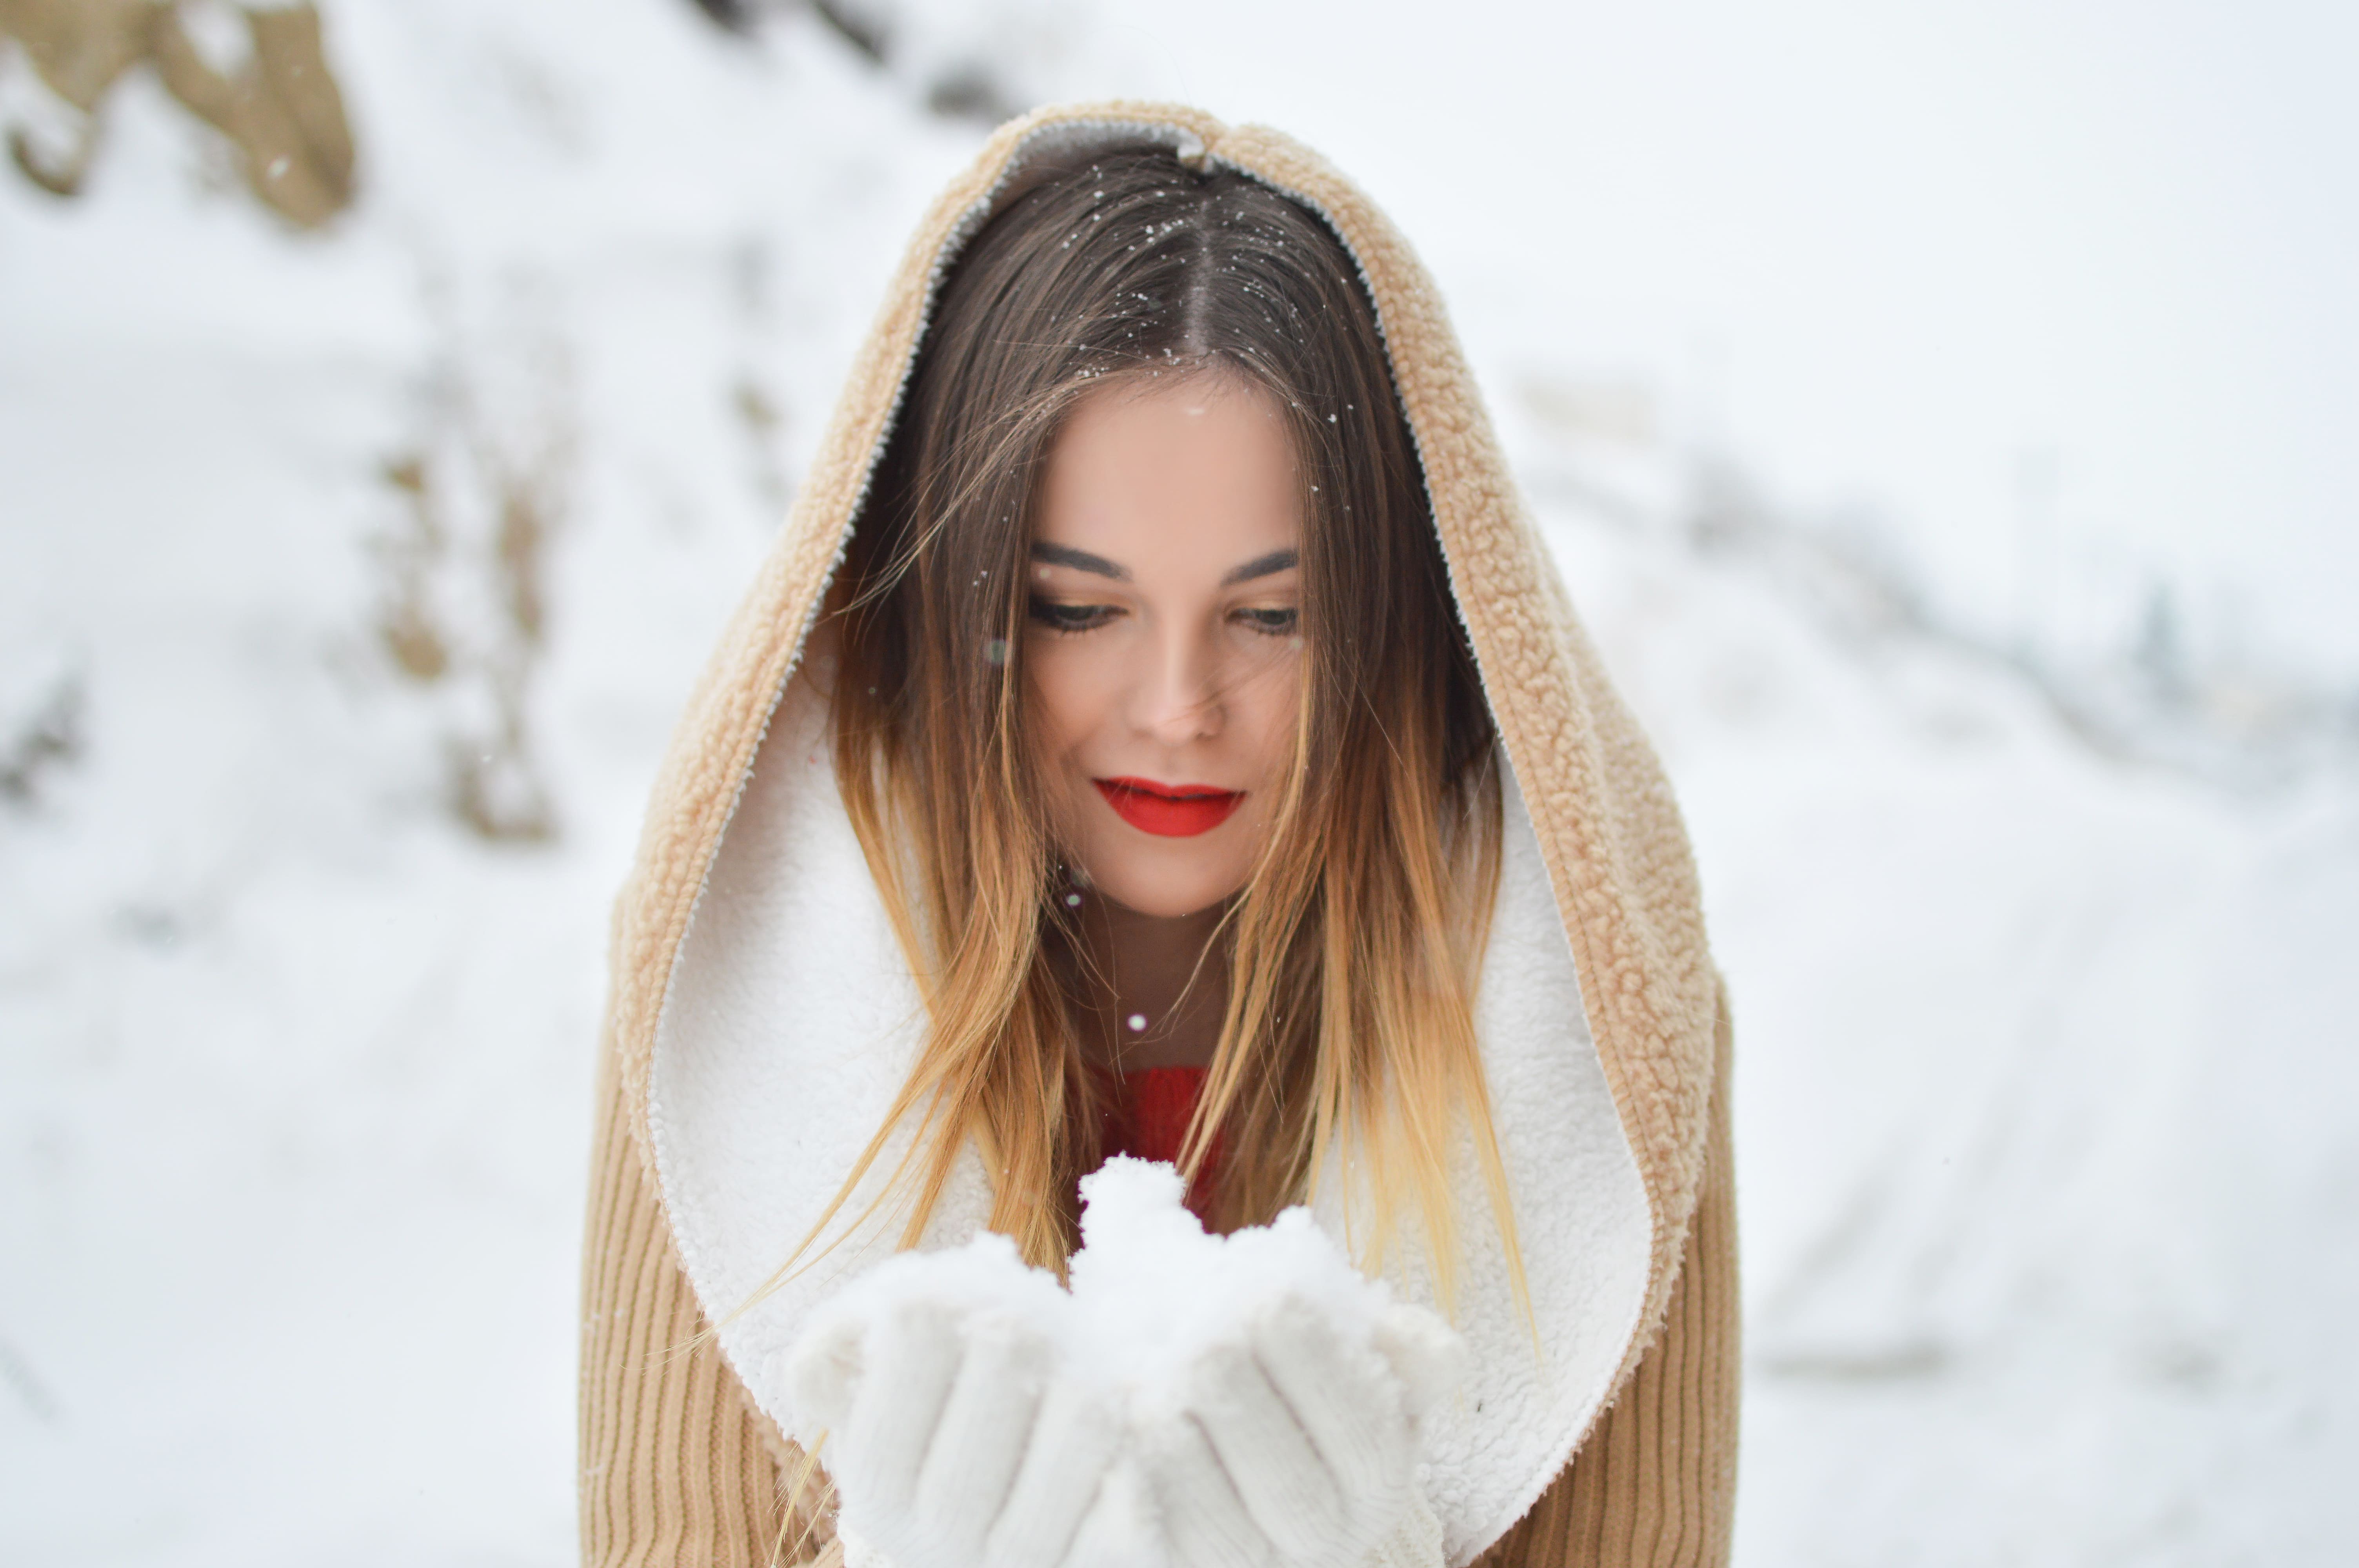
[1034,373,1300,570]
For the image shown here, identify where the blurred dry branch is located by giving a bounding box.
[807,0,885,63]
[1679,454,2359,789]
[371,301,574,844]
[374,455,451,683]
[0,1333,60,1423]
[0,661,84,809]
[0,0,353,226]
[687,0,884,62]
[681,0,1025,125]
[731,373,788,513]
[1512,373,2359,791]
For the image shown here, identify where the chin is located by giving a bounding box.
[1084,848,1247,920]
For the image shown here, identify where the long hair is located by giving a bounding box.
[807,147,1521,1306]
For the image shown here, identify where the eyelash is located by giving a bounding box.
[1025,598,1299,637]
[1027,599,1116,634]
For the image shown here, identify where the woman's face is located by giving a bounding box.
[1025,372,1305,920]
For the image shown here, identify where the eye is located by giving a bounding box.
[1232,606,1299,637]
[1028,597,1118,633]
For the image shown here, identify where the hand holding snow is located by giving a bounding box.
[780,1158,1464,1568]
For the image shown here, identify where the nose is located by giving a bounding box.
[1129,621,1223,747]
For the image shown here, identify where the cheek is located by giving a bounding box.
[1023,640,1103,760]
[1234,652,1304,779]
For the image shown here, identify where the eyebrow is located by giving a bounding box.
[1029,543,1130,581]
[1027,543,1301,586]
[1220,548,1299,586]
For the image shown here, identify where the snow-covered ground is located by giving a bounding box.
[4,3,2354,1563]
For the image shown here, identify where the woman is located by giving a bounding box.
[581,103,1738,1568]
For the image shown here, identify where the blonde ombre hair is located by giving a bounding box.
[803,147,1523,1308]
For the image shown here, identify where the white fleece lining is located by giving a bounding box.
[649,666,1652,1564]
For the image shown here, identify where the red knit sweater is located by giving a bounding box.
[1098,1065,1223,1225]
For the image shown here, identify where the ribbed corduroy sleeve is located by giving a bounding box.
[1474,977,1742,1568]
[578,1052,836,1567]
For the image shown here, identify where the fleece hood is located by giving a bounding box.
[602,102,1723,1566]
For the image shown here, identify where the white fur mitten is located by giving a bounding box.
[1128,1296,1458,1568]
[779,1234,1125,1568]
[1067,1163,1463,1568]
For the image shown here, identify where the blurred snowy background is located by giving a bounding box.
[4,1,2355,1562]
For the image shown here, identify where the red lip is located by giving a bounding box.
[1094,777,1245,837]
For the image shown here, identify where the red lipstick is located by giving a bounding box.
[1094,777,1245,837]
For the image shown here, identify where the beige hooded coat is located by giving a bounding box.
[579,103,1739,1568]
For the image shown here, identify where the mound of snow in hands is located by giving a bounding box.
[783,1159,1461,1568]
